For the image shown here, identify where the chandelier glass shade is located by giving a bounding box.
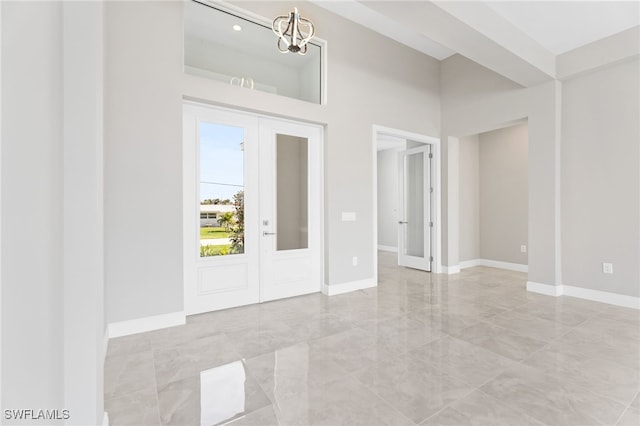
[272,8,315,55]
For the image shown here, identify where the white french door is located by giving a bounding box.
[259,120,322,302]
[183,106,260,314]
[183,104,322,315]
[398,145,432,271]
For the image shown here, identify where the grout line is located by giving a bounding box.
[475,388,550,426]
[613,391,640,426]
[151,349,162,425]
[109,261,637,426]
[347,361,429,426]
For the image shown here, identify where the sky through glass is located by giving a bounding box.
[200,122,244,202]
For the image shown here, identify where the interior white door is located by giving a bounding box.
[259,119,323,302]
[184,105,323,315]
[398,145,432,271]
[183,105,260,315]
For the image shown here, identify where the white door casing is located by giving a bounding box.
[372,125,442,279]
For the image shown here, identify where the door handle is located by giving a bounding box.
[263,231,277,236]
[398,221,409,224]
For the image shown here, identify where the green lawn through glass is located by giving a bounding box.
[200,227,231,239]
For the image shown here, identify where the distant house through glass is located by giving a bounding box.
[199,122,245,257]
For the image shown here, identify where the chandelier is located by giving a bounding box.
[272,8,315,55]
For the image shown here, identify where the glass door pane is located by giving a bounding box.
[398,144,431,271]
[404,152,425,257]
[275,134,309,251]
[199,122,245,257]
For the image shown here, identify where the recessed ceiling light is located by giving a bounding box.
[232,24,242,32]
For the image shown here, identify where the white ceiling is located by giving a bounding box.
[314,0,639,59]
[310,0,456,60]
[486,1,640,55]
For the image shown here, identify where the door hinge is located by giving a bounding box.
[430,187,433,193]
[429,221,433,227]
[428,153,433,159]
[429,256,433,262]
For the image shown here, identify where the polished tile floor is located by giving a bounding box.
[105,252,640,425]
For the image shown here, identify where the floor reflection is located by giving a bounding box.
[105,252,639,426]
[200,361,246,425]
[271,344,310,425]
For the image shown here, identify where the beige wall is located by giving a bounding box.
[458,124,528,266]
[0,2,69,414]
[105,1,184,322]
[442,54,560,285]
[104,3,638,324]
[441,136,459,267]
[479,123,528,265]
[443,53,639,299]
[561,59,639,297]
[4,3,107,422]
[458,135,479,262]
[105,1,441,322]
[2,0,64,412]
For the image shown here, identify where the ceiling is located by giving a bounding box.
[314,0,639,58]
[312,0,640,85]
[310,0,456,60]
[486,1,640,55]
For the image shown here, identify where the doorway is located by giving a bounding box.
[183,104,323,315]
[373,126,442,279]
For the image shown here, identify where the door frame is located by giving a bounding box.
[372,125,442,280]
[182,101,325,315]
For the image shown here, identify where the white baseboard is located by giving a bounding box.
[527,281,562,296]
[459,258,528,273]
[563,285,640,309]
[527,281,639,309]
[103,412,109,426]
[459,259,480,269]
[108,311,186,338]
[323,277,376,296]
[377,245,398,253]
[442,265,460,274]
[478,259,528,272]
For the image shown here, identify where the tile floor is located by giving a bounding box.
[105,252,640,426]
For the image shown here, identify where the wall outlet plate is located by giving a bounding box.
[520,245,527,253]
[602,263,613,274]
[352,256,358,266]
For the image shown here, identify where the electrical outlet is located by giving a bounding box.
[352,256,358,266]
[602,263,613,274]
[520,245,527,253]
